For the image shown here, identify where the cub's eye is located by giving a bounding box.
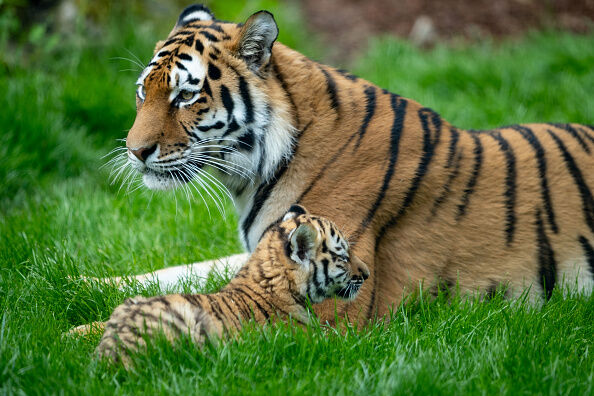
[136,85,146,101]
[178,90,196,102]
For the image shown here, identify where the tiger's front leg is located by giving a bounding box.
[79,253,249,290]
[67,321,106,337]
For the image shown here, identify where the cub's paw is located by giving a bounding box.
[64,321,106,338]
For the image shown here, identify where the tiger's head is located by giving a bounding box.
[124,4,294,192]
[267,205,370,303]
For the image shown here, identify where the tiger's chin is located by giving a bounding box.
[334,280,364,301]
[142,169,192,191]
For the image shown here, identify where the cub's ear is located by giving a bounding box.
[282,204,309,222]
[234,11,278,73]
[176,4,215,27]
[289,223,318,265]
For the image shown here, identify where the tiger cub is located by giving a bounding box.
[95,205,369,362]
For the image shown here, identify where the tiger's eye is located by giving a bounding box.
[180,90,194,101]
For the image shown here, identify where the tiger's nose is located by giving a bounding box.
[129,144,157,162]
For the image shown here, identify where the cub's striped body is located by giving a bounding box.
[94,205,369,363]
[120,4,594,324]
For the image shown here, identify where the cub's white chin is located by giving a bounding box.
[142,172,181,190]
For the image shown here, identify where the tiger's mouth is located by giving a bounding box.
[140,163,202,190]
[335,277,365,301]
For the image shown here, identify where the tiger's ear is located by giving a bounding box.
[282,204,309,222]
[176,4,215,27]
[235,11,278,73]
[161,5,215,53]
[289,223,318,265]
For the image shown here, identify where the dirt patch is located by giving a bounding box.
[302,0,594,61]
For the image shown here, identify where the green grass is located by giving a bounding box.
[1,3,593,393]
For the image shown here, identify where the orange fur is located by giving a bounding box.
[122,5,594,325]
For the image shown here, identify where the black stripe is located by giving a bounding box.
[376,107,442,243]
[509,125,558,233]
[431,151,462,217]
[208,63,221,80]
[318,66,341,114]
[218,294,242,328]
[550,123,590,154]
[177,53,192,61]
[197,121,225,132]
[336,69,358,81]
[180,121,198,140]
[202,77,212,97]
[237,130,254,151]
[311,257,323,296]
[578,236,594,280]
[163,38,180,47]
[354,94,407,238]
[157,50,171,57]
[204,294,226,327]
[578,126,594,144]
[257,132,266,176]
[174,30,195,37]
[177,4,212,25]
[354,86,377,149]
[199,30,219,42]
[220,85,234,119]
[486,130,517,246]
[205,23,225,33]
[535,209,556,300]
[222,119,240,137]
[241,122,312,249]
[195,39,204,54]
[547,129,594,234]
[233,287,271,320]
[180,35,194,48]
[238,76,254,124]
[321,259,330,286]
[430,127,461,217]
[175,61,187,71]
[445,127,460,169]
[272,61,299,127]
[225,291,253,320]
[456,133,483,220]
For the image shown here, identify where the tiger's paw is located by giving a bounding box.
[65,321,106,338]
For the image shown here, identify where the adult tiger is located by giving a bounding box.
[120,4,594,324]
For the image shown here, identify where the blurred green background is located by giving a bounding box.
[0,1,593,394]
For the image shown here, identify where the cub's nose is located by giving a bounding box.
[129,144,157,162]
[360,268,370,280]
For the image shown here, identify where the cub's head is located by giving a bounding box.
[124,4,292,191]
[263,205,370,304]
